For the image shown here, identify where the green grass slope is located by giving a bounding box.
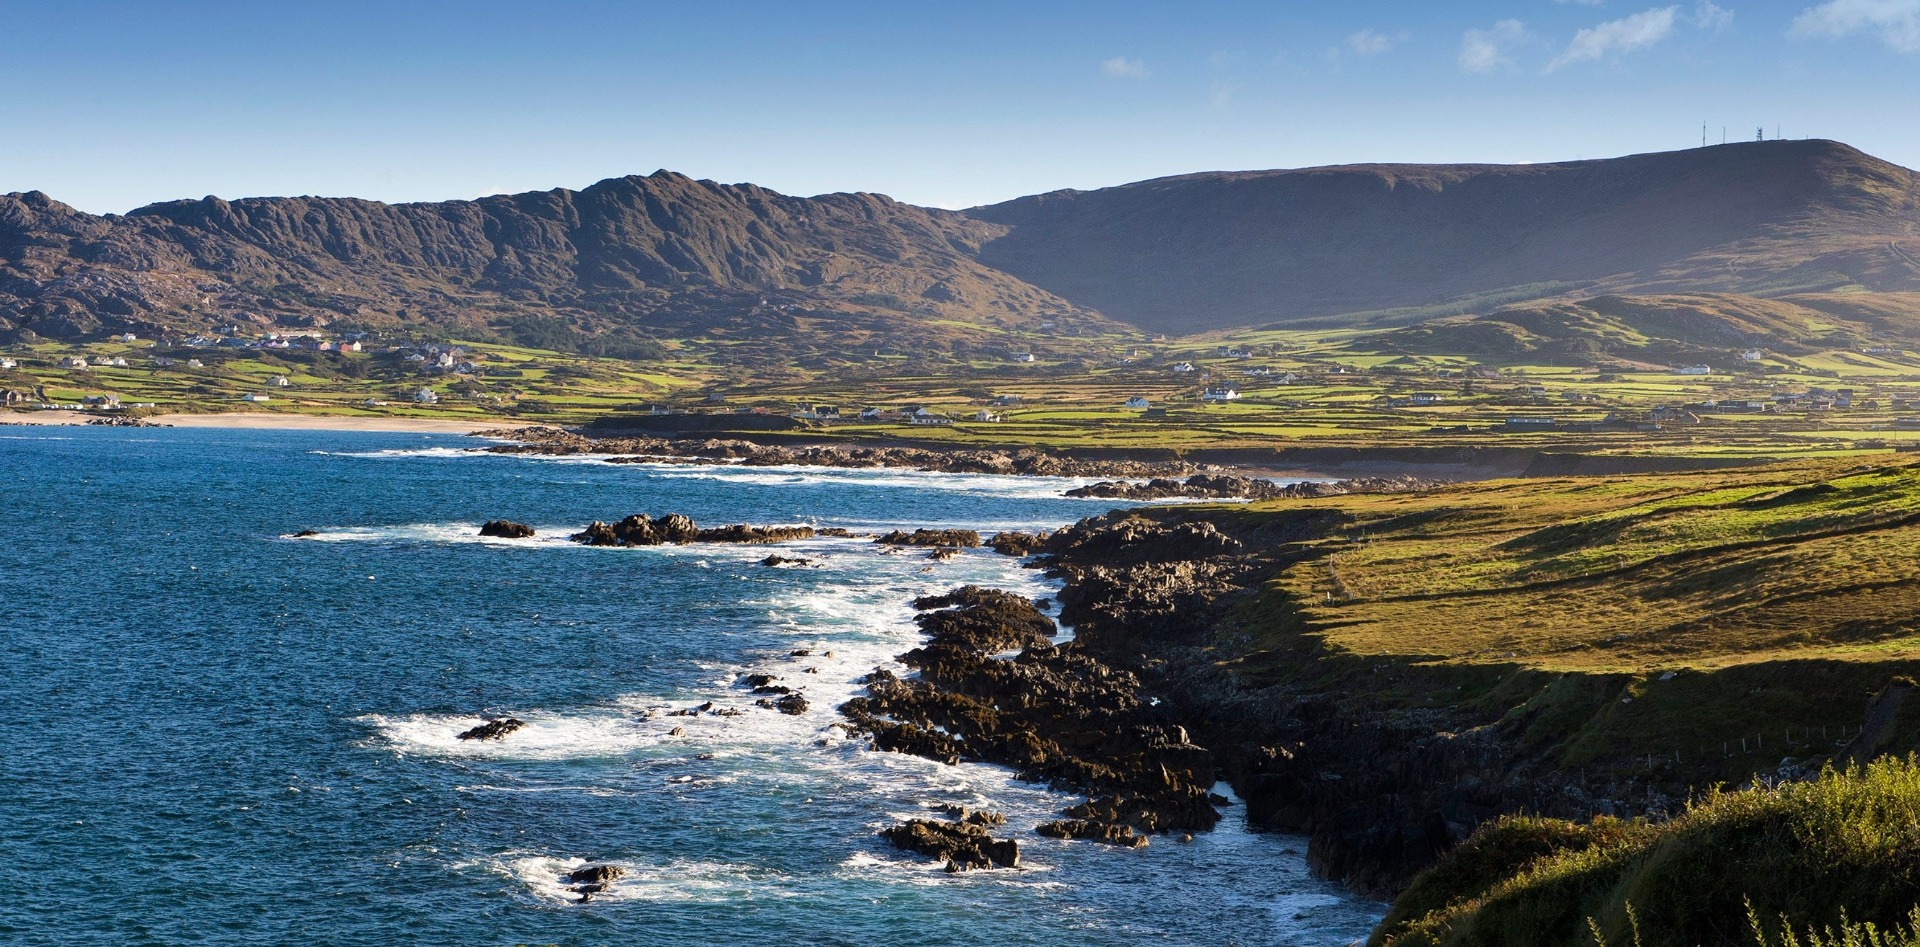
[1374,758,1920,947]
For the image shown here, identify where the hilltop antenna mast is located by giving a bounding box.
[1702,123,1707,147]
[1756,126,1765,141]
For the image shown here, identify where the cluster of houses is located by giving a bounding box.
[401,345,479,374]
[170,329,367,353]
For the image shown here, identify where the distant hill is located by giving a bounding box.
[968,140,1920,335]
[1372,291,1920,365]
[5,140,1920,358]
[0,172,1112,364]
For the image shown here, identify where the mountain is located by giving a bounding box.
[967,139,1920,335]
[4,140,1919,356]
[0,172,1111,363]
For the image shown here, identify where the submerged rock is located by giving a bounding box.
[456,717,526,741]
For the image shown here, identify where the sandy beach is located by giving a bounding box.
[0,410,536,435]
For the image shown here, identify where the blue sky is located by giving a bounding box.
[2,0,1917,213]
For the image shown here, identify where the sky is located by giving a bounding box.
[2,0,1918,214]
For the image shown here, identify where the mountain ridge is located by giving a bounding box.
[4,139,1918,354]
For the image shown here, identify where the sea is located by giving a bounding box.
[0,426,1381,946]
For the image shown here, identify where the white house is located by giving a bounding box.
[1738,350,1763,362]
[972,409,1003,422]
[1676,365,1713,376]
[414,388,439,404]
[118,333,137,343]
[59,356,89,370]
[100,356,129,368]
[81,394,120,409]
[186,359,205,368]
[0,357,16,370]
[241,393,271,403]
[1172,362,1195,373]
[1125,396,1151,409]
[1202,385,1242,402]
[269,375,292,388]
[1411,392,1442,406]
[1009,353,1036,363]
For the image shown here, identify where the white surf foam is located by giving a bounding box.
[481,853,782,906]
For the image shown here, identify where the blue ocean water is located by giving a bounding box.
[0,427,1379,946]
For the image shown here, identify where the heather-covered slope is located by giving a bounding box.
[968,140,1920,334]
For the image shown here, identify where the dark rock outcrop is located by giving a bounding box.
[875,528,981,547]
[987,531,1048,555]
[478,519,536,538]
[568,512,811,546]
[842,586,1222,847]
[880,818,1020,871]
[1036,819,1149,848]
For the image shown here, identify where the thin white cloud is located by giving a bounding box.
[1209,79,1242,109]
[1100,56,1149,78]
[1548,5,1680,70]
[1692,0,1735,28]
[1346,29,1399,56]
[1792,0,1920,52]
[1460,19,1531,73]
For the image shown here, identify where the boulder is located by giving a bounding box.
[479,520,535,538]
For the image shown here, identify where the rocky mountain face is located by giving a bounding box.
[4,139,1918,350]
[0,171,1104,359]
[968,139,1920,334]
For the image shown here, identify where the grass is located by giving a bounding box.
[1372,757,1920,947]
[1238,456,1920,674]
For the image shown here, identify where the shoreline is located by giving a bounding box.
[0,410,540,435]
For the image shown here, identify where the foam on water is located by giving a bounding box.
[483,853,783,906]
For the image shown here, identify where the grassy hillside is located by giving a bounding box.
[1244,455,1920,674]
[1373,758,1920,947]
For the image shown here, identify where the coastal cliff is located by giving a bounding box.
[1025,455,1920,910]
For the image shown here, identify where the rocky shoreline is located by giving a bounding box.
[478,426,1202,479]
[1065,473,1447,501]
[841,584,1224,868]
[839,500,1719,899]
